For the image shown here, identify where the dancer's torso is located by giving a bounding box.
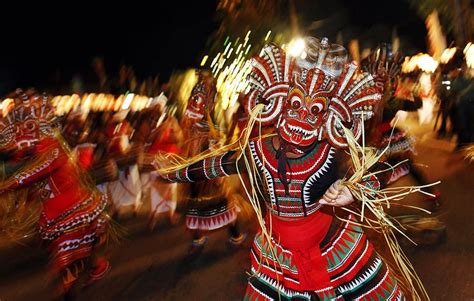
[249,137,338,218]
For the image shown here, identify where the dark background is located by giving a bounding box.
[0,0,427,95]
[0,2,218,94]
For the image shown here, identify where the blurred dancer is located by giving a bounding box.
[180,70,246,255]
[106,111,143,218]
[146,111,182,228]
[157,39,409,299]
[452,65,474,148]
[363,45,441,205]
[0,89,110,298]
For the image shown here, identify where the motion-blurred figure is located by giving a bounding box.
[452,65,474,148]
[180,70,246,255]
[0,89,111,298]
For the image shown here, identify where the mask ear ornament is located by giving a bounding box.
[246,44,295,125]
[325,62,381,148]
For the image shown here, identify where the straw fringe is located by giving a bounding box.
[154,104,284,299]
[339,115,434,300]
[463,144,474,162]
[0,188,41,246]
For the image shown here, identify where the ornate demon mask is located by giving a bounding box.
[279,69,336,146]
[184,70,216,123]
[0,89,56,151]
[246,38,382,148]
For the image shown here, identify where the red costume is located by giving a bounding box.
[159,39,406,299]
[181,70,245,251]
[0,89,110,295]
[145,114,182,227]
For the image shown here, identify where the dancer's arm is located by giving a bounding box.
[158,151,241,183]
[0,147,67,190]
[319,158,400,207]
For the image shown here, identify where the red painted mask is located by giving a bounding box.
[279,70,335,146]
[0,89,56,152]
[184,71,216,124]
[247,39,382,149]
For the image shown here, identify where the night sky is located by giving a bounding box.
[0,2,218,94]
[341,0,427,50]
[0,1,427,96]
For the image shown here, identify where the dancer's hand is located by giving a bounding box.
[319,180,354,207]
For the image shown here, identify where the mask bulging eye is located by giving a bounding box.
[290,96,302,110]
[24,120,37,131]
[310,103,325,115]
[194,96,203,105]
[311,97,328,114]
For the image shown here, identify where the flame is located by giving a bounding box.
[402,53,439,73]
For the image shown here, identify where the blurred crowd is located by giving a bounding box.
[58,91,241,226]
[434,63,474,148]
[53,53,473,226]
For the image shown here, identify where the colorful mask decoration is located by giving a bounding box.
[184,70,217,123]
[0,88,56,151]
[246,38,382,148]
[279,69,335,146]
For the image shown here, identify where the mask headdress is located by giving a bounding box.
[246,44,295,125]
[0,89,57,150]
[324,62,381,148]
[296,37,347,79]
[246,37,382,149]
